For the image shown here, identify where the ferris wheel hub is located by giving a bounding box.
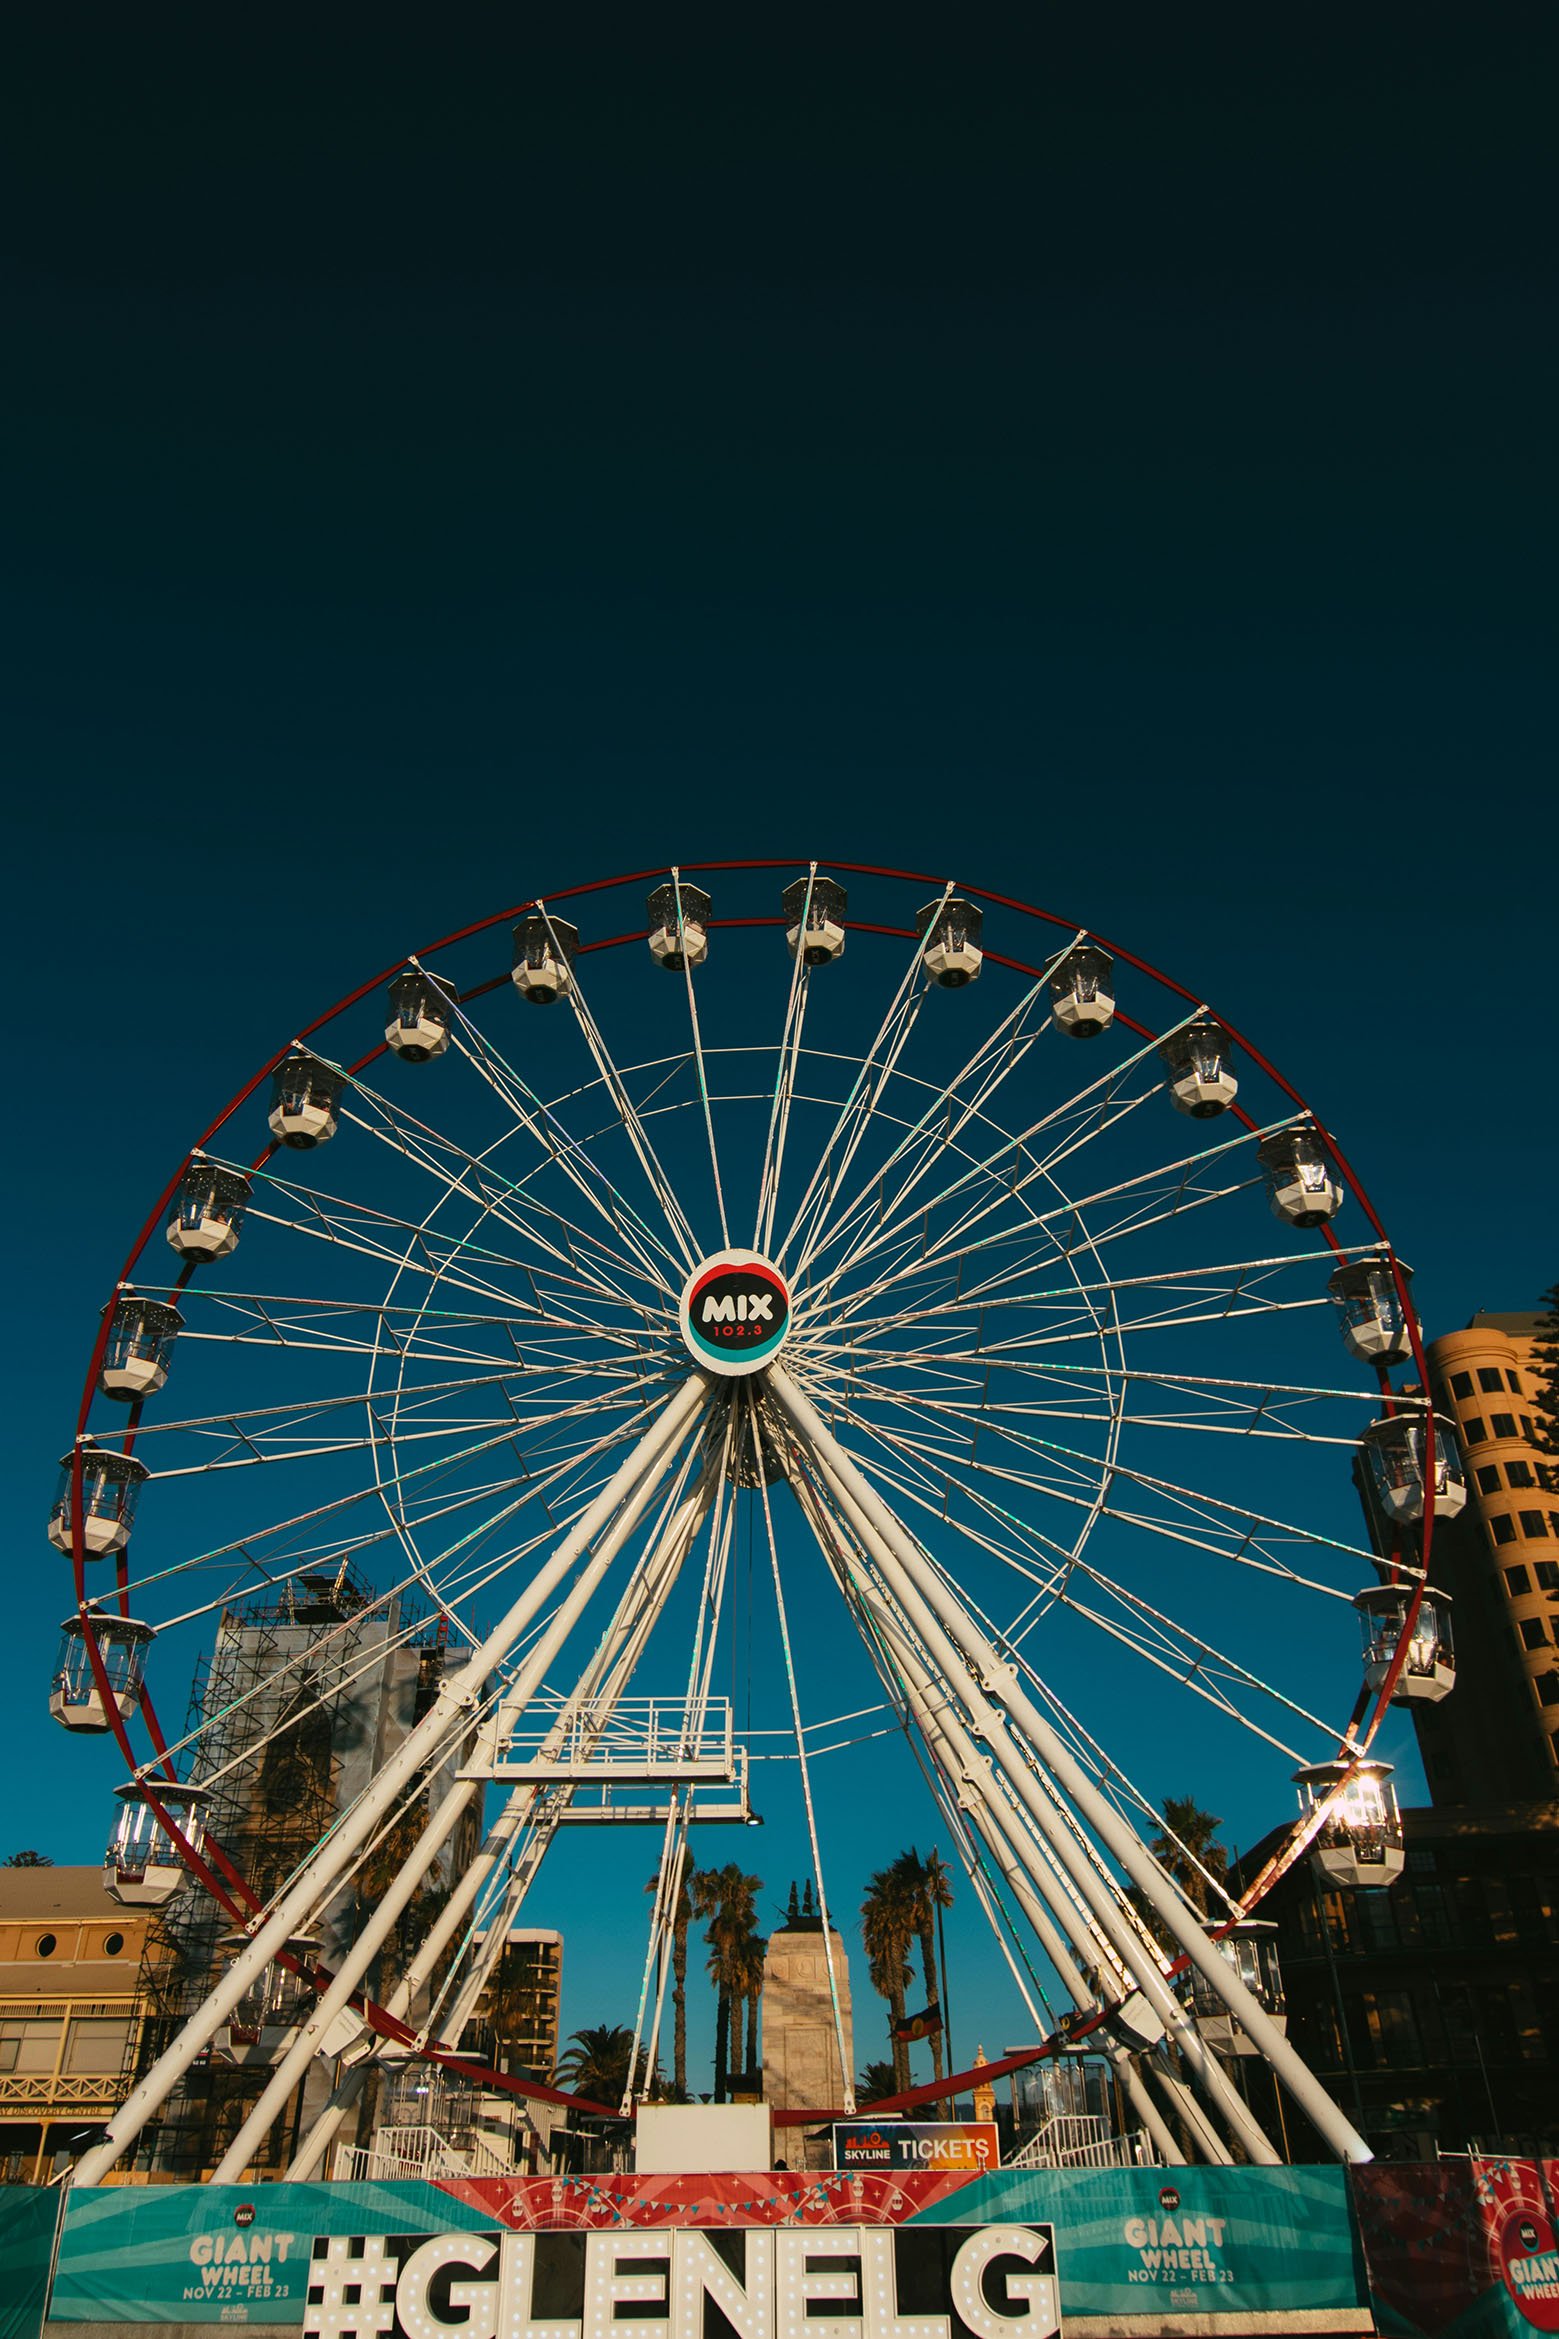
[678,1250,791,1378]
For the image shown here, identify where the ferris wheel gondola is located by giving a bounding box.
[48,859,1453,2183]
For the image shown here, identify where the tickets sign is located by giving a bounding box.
[301,2222,1058,2339]
[834,2122,1001,2174]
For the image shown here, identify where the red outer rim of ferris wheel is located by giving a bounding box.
[63,858,1437,2016]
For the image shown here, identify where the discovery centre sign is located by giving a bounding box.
[300,2223,1060,2339]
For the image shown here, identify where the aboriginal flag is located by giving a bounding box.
[891,2001,943,2043]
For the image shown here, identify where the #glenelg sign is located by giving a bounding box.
[300,2223,1059,2339]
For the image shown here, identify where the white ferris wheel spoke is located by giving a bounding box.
[553,916,704,1270]
[835,1400,1374,1588]
[440,1001,691,1297]
[776,900,946,1275]
[800,1247,1344,1361]
[338,1082,670,1317]
[235,1175,660,1344]
[753,871,816,1255]
[801,949,1165,1294]
[671,869,732,1250]
[822,1111,1295,1340]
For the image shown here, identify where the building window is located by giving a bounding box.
[0,2020,63,2074]
[1493,1515,1518,1545]
[1506,1565,1532,1595]
[1538,1673,1559,1707]
[1354,1990,1423,2069]
[1479,1368,1506,1394]
[1478,1465,1503,1494]
[1507,1370,1525,1393]
[1520,1511,1550,1538]
[1520,1617,1549,1651]
[1507,1461,1535,1488]
[103,1931,125,1957]
[1463,1417,1487,1443]
[1535,1561,1559,1593]
[1491,1413,1518,1439]
[63,2017,131,2075]
[35,1934,56,1958]
[1522,1415,1537,1440]
[1451,1372,1475,1399]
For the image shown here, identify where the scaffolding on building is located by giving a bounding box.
[122,1562,457,2178]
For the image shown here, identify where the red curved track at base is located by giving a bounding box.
[63,858,1439,2102]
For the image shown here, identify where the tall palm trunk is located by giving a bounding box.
[887,1971,910,2093]
[713,1983,730,2101]
[917,1917,945,2084]
[728,1992,743,2093]
[672,1905,689,2098]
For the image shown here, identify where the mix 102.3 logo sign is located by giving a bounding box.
[679,1253,791,1377]
[302,2222,1059,2339]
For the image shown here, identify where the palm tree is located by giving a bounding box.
[1149,1796,1229,1917]
[857,2059,899,2104]
[861,1862,916,2093]
[893,1847,954,2087]
[646,1851,695,2097]
[556,2024,654,2104]
[692,1863,761,2100]
[732,1925,767,2091]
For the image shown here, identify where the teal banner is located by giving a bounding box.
[49,2163,1369,2327]
[0,2186,58,2339]
[911,2164,1367,2320]
[51,2178,492,2324]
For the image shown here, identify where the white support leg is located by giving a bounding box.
[285,1463,716,2180]
[779,1387,1280,2166]
[72,1375,708,2189]
[794,1459,1214,2166]
[772,1365,1371,2165]
[212,1436,708,2183]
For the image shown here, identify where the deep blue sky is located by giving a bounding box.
[3,13,1554,2079]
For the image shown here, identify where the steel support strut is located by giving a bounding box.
[770,1364,1373,2166]
[795,1478,1186,2165]
[284,1461,717,2181]
[789,1438,1258,2159]
[209,1411,711,2183]
[71,1376,708,2189]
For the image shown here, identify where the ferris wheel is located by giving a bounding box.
[50,860,1465,2184]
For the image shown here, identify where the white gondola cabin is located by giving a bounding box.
[1354,1582,1455,1703]
[1258,1125,1345,1227]
[165,1162,251,1261]
[1328,1258,1415,1367]
[48,1445,148,1558]
[1160,1018,1238,1116]
[1050,943,1116,1037]
[1359,1413,1467,1526]
[384,969,457,1062]
[268,1052,345,1149]
[647,882,711,972]
[106,1781,207,1907]
[1189,1921,1286,2055]
[916,896,983,988]
[782,875,847,965]
[99,1294,184,1401]
[216,1932,323,2063]
[511,913,579,1004]
[1295,1759,1405,1889]
[49,1614,154,1732]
